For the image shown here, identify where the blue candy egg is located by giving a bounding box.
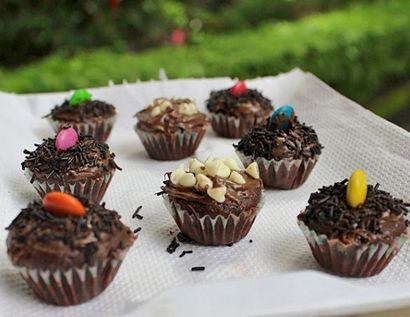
[268,105,295,130]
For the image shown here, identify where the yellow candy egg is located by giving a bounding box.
[346,169,368,208]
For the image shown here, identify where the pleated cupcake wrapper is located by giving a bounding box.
[47,114,117,143]
[15,248,129,306]
[298,221,410,277]
[24,169,115,203]
[236,151,319,189]
[135,126,206,161]
[210,113,268,139]
[163,194,265,246]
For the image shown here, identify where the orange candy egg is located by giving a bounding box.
[43,192,86,217]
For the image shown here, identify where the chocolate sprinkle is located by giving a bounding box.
[45,99,116,121]
[298,180,409,243]
[132,206,143,219]
[22,135,121,181]
[234,118,322,160]
[191,266,205,272]
[133,227,142,233]
[179,250,193,258]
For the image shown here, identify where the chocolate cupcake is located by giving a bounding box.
[159,157,264,245]
[135,97,210,161]
[234,105,322,189]
[6,192,136,305]
[22,127,121,203]
[297,170,409,277]
[206,80,273,138]
[45,89,117,142]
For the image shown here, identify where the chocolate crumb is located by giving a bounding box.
[166,237,180,254]
[179,250,193,258]
[249,239,253,243]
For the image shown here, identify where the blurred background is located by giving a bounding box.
[0,0,409,130]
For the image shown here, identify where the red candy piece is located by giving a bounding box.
[43,192,86,217]
[230,81,247,96]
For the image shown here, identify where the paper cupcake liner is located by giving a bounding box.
[163,195,265,246]
[236,151,318,189]
[135,126,207,161]
[15,248,129,306]
[47,114,117,143]
[25,169,115,203]
[298,221,409,277]
[210,113,268,139]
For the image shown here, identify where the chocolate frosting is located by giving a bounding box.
[136,98,210,134]
[234,117,322,160]
[22,135,121,182]
[160,172,263,218]
[298,180,409,244]
[206,88,273,118]
[46,100,116,122]
[6,198,135,271]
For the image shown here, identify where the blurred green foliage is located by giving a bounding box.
[372,82,410,118]
[0,0,369,67]
[0,0,189,67]
[201,0,371,32]
[1,0,408,107]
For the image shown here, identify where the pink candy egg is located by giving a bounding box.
[55,127,79,151]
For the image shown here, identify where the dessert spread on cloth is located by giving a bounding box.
[3,80,410,307]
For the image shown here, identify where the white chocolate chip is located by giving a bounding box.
[204,160,223,177]
[245,162,260,179]
[207,186,227,203]
[188,158,205,173]
[205,159,232,178]
[195,174,213,192]
[205,156,215,164]
[150,106,161,117]
[179,102,198,116]
[224,158,241,171]
[170,169,186,185]
[229,171,246,184]
[154,97,166,105]
[189,102,198,113]
[159,100,172,112]
[179,173,196,187]
[217,163,231,178]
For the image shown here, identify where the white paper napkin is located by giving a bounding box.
[0,69,409,317]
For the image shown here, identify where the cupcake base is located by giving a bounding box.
[17,249,129,306]
[236,151,318,189]
[210,113,268,139]
[163,195,264,246]
[298,221,409,277]
[25,169,115,203]
[48,115,117,143]
[135,126,206,161]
